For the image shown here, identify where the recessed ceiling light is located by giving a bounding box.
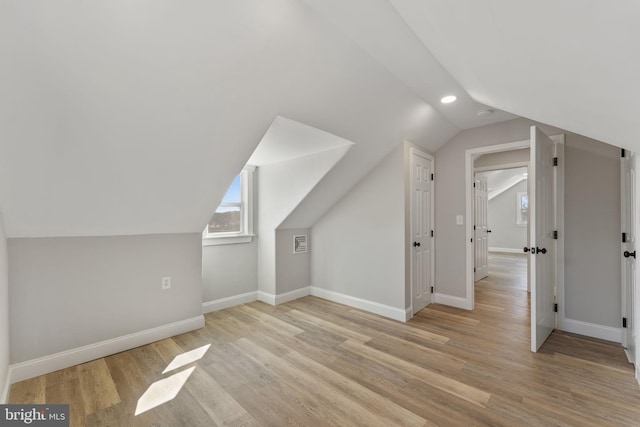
[440,95,457,104]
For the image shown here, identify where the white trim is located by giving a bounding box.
[202,166,256,246]
[257,291,275,305]
[466,139,532,311]
[474,161,530,173]
[9,315,204,384]
[257,287,312,306]
[489,247,525,254]
[202,291,258,314]
[275,287,311,305]
[1,367,11,404]
[310,287,408,322]
[561,318,622,343]
[433,293,473,310]
[202,234,254,246]
[465,135,563,313]
[554,136,566,332]
[408,146,435,319]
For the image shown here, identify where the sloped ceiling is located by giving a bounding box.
[0,0,459,238]
[390,0,640,150]
[2,1,631,238]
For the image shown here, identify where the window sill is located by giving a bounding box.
[202,234,255,246]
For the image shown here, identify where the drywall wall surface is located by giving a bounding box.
[276,229,310,294]
[434,118,563,298]
[564,137,621,327]
[475,148,530,169]
[0,214,10,403]
[258,147,350,296]
[202,240,258,302]
[8,233,202,363]
[311,143,405,309]
[488,180,528,251]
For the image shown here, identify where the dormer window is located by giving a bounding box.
[203,166,255,245]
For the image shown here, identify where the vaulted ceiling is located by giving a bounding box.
[0,1,634,237]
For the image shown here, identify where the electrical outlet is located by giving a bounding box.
[162,276,171,290]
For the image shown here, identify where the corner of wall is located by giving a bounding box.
[0,212,10,403]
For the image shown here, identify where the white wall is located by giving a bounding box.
[475,148,529,168]
[311,144,406,310]
[276,229,310,294]
[487,179,528,251]
[8,233,203,363]
[202,241,258,303]
[435,118,621,333]
[258,147,349,297]
[564,138,620,327]
[0,213,10,403]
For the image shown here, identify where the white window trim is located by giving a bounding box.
[203,165,255,246]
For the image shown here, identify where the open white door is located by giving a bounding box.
[410,148,434,314]
[530,126,556,352]
[621,149,636,363]
[474,173,489,281]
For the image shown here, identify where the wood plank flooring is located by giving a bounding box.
[10,254,640,426]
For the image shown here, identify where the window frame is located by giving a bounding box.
[203,165,255,246]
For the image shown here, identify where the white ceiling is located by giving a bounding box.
[390,0,640,150]
[477,167,527,200]
[247,116,353,166]
[0,0,635,238]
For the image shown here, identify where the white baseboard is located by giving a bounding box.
[433,293,473,310]
[560,318,621,343]
[257,287,312,306]
[1,367,11,404]
[310,286,408,322]
[202,291,258,314]
[10,315,204,384]
[489,247,524,254]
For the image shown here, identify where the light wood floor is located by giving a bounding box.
[10,254,640,426]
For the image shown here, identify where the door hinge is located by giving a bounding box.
[430,230,434,237]
[473,268,476,273]
[553,230,558,240]
[622,148,626,158]
[622,232,627,243]
[623,317,628,328]
[470,238,473,243]
[430,286,434,294]
[431,173,434,181]
[553,157,558,166]
[473,225,476,230]
[473,182,476,188]
[554,303,558,313]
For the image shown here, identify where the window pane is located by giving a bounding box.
[222,175,241,204]
[208,206,241,233]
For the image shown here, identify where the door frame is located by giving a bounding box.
[409,146,435,317]
[464,136,564,312]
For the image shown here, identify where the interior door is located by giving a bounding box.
[474,174,489,281]
[621,149,636,363]
[411,148,433,314]
[530,126,556,352]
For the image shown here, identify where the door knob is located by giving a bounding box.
[413,242,421,247]
[536,247,547,254]
[523,247,530,253]
[487,229,492,233]
[624,250,636,259]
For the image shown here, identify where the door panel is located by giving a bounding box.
[530,126,556,352]
[411,149,433,313]
[622,150,636,362]
[474,174,489,281]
